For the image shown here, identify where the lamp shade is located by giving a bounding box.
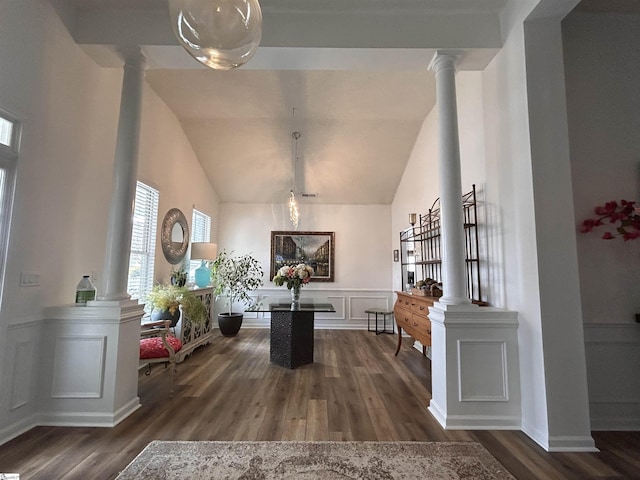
[191,242,218,261]
[168,0,262,71]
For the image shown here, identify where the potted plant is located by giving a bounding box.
[211,250,264,336]
[170,264,188,287]
[145,284,208,327]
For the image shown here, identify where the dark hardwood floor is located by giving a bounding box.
[0,329,638,479]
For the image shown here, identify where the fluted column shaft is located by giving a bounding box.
[429,52,470,305]
[99,47,146,301]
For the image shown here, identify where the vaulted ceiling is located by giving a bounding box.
[56,0,589,204]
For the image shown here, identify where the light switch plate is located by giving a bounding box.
[20,272,40,286]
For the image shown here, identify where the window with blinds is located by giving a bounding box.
[190,208,212,278]
[0,116,14,147]
[127,182,159,301]
[0,110,18,307]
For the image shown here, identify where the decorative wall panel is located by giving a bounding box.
[51,336,106,399]
[11,340,34,410]
[458,340,508,401]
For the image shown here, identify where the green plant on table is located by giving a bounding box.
[145,284,208,324]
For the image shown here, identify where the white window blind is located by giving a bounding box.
[0,110,19,307]
[0,116,13,147]
[190,209,212,278]
[127,182,159,301]
[191,209,211,242]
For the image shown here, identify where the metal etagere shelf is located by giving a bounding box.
[400,184,483,303]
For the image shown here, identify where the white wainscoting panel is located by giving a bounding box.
[349,295,392,320]
[228,288,395,330]
[1,319,43,445]
[11,340,35,410]
[458,340,508,402]
[51,336,106,399]
[584,323,640,430]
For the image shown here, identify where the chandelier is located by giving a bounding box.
[289,131,301,229]
[168,0,263,70]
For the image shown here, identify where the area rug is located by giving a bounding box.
[116,441,516,479]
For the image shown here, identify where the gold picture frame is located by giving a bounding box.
[270,231,335,282]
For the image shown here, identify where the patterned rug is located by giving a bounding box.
[116,441,515,479]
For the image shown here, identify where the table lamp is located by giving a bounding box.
[191,242,218,288]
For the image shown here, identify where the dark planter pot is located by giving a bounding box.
[218,312,243,337]
[151,308,181,328]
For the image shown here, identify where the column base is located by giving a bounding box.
[428,303,521,431]
[42,301,145,427]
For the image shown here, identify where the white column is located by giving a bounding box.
[428,51,470,306]
[99,47,147,301]
[426,51,522,436]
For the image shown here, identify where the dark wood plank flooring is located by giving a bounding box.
[0,329,638,479]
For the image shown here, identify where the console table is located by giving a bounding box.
[393,291,436,356]
[253,298,335,369]
[175,286,214,363]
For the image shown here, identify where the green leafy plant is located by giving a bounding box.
[211,250,264,315]
[170,265,188,286]
[145,284,208,324]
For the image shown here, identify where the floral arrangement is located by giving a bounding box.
[272,263,314,290]
[580,200,640,241]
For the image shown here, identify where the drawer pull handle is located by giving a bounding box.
[419,306,425,310]
[413,322,418,327]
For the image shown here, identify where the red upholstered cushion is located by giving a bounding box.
[140,335,182,359]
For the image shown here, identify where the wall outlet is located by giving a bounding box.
[20,272,40,287]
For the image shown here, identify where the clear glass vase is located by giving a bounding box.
[291,284,301,309]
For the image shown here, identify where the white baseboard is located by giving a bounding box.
[428,402,520,430]
[0,415,38,447]
[589,401,640,431]
[546,435,599,452]
[36,397,141,428]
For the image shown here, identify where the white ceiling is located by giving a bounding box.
[53,0,516,204]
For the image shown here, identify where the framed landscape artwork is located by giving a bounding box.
[270,231,335,282]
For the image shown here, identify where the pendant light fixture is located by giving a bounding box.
[289,130,301,230]
[168,0,263,71]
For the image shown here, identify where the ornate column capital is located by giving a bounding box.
[116,46,148,70]
[428,50,464,73]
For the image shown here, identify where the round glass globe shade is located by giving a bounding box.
[169,0,262,71]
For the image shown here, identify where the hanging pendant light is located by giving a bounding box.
[168,0,263,71]
[289,130,301,230]
[289,190,299,230]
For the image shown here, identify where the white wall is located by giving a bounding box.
[0,1,122,318]
[218,202,391,290]
[137,86,220,284]
[564,12,640,325]
[482,20,551,446]
[391,71,487,297]
[215,202,393,328]
[391,106,440,294]
[0,1,219,442]
[563,11,640,430]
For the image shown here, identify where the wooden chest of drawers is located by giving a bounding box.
[393,291,436,356]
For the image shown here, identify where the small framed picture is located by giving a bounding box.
[393,249,399,262]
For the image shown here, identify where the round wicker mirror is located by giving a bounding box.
[160,208,190,264]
